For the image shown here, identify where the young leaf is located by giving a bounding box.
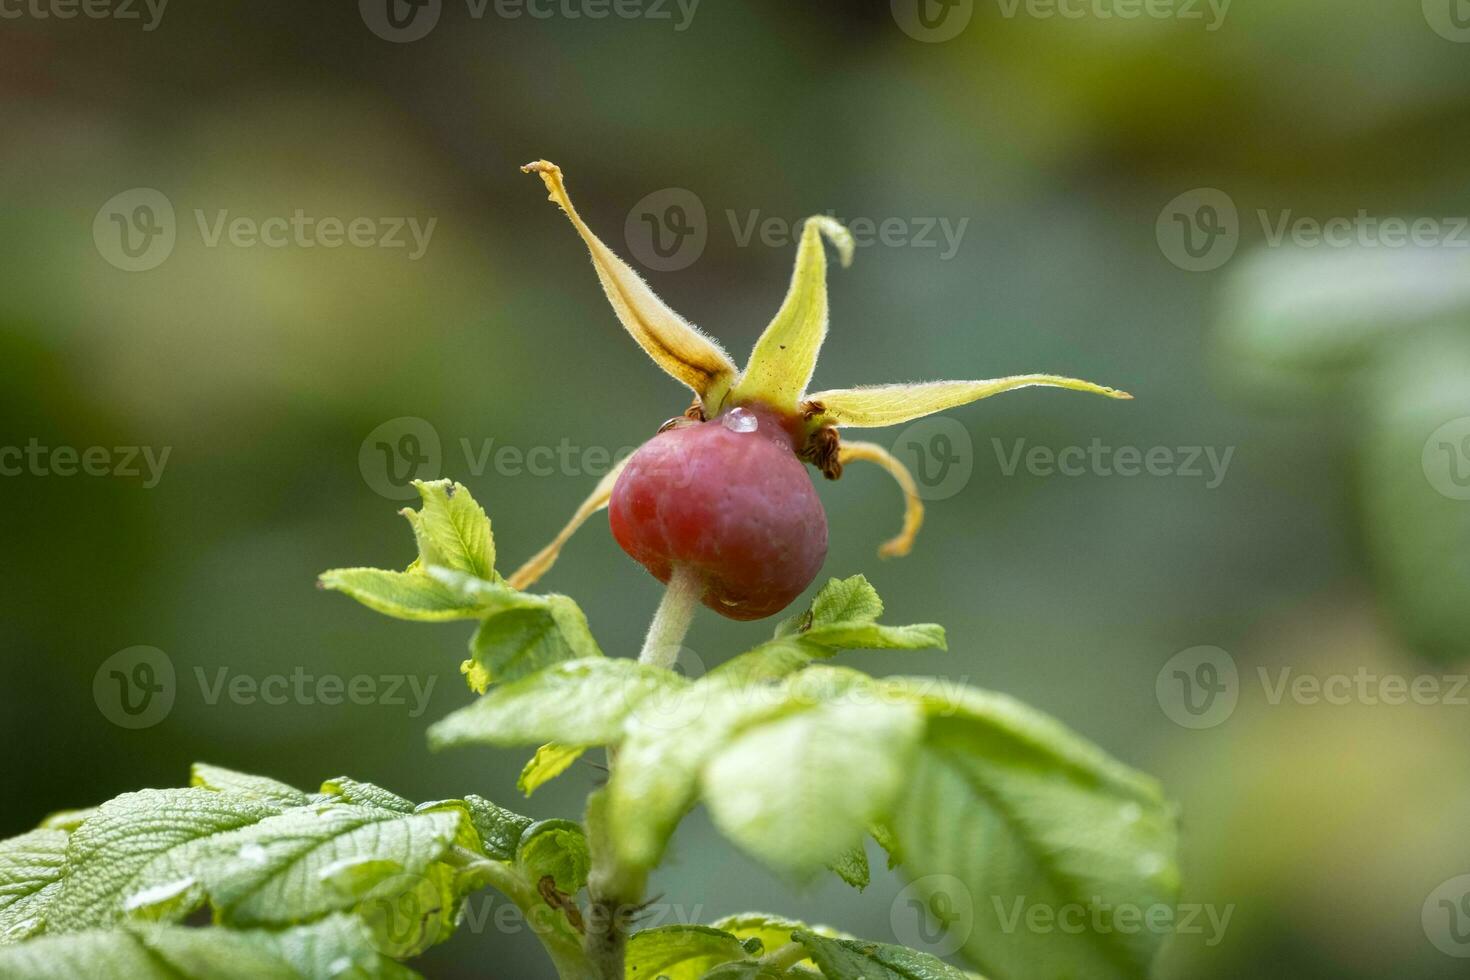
[191,764,310,807]
[624,924,753,979]
[791,930,970,980]
[462,795,534,863]
[0,829,68,943]
[45,788,282,931]
[825,843,870,892]
[318,777,415,813]
[810,575,885,626]
[403,479,495,580]
[0,917,420,980]
[428,658,689,750]
[883,679,1179,980]
[463,597,603,691]
[701,697,924,878]
[37,809,97,833]
[317,567,488,622]
[515,819,590,895]
[518,743,588,796]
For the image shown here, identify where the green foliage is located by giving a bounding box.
[1220,248,1470,664]
[1,481,1183,979]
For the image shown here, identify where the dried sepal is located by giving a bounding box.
[806,375,1132,429]
[838,440,924,558]
[506,456,630,590]
[731,216,855,413]
[522,160,738,409]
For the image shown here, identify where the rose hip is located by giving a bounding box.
[609,405,829,620]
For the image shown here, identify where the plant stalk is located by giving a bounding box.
[636,564,701,669]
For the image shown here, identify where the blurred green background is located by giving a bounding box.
[5,1,1470,976]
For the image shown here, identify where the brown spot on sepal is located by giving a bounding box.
[799,424,843,480]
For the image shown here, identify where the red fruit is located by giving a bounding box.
[609,405,829,620]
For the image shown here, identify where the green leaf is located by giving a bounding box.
[404,479,495,580]
[429,658,689,750]
[715,579,944,689]
[624,924,752,979]
[192,803,471,928]
[792,930,970,980]
[191,764,310,807]
[826,843,870,891]
[1361,329,1470,664]
[0,829,68,943]
[608,666,882,873]
[318,567,487,622]
[462,795,533,863]
[0,917,420,980]
[46,788,282,931]
[884,679,1179,980]
[37,809,97,833]
[709,913,811,958]
[803,576,945,652]
[515,820,589,894]
[519,744,588,796]
[318,778,415,813]
[1217,245,1470,394]
[701,696,924,878]
[810,575,885,627]
[464,596,603,690]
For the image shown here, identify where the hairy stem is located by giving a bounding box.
[582,789,647,980]
[447,848,594,980]
[637,564,701,669]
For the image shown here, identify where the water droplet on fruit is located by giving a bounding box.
[722,407,758,434]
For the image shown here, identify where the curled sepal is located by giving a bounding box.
[522,161,738,408]
[839,441,924,558]
[806,375,1132,428]
[730,216,855,413]
[506,455,628,590]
